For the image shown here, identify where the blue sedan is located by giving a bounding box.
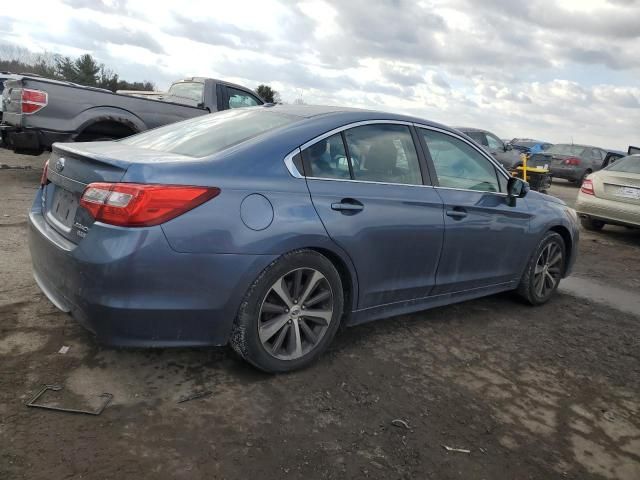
[29,105,579,372]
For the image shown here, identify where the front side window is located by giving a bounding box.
[301,133,350,179]
[421,129,501,193]
[343,124,422,185]
[167,82,204,102]
[486,133,504,151]
[227,87,261,108]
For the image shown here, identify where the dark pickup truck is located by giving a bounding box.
[0,76,264,153]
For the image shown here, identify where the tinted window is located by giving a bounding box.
[344,124,422,185]
[463,131,487,146]
[421,129,501,192]
[121,109,295,158]
[606,155,640,174]
[302,133,350,180]
[546,145,587,156]
[227,87,261,108]
[167,82,204,102]
[485,133,503,150]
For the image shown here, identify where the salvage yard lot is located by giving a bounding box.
[1,151,639,479]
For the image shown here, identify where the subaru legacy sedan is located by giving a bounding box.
[29,105,579,372]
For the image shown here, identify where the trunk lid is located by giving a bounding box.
[594,171,640,206]
[42,142,195,244]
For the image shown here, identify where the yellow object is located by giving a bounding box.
[521,153,528,182]
[516,165,549,174]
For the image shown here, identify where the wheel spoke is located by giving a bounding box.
[299,271,324,305]
[535,264,544,275]
[302,309,332,325]
[299,319,318,344]
[291,320,303,357]
[535,271,545,296]
[548,252,562,267]
[544,271,556,289]
[271,278,293,308]
[271,323,289,354]
[262,302,286,314]
[259,314,290,343]
[304,289,331,308]
[292,269,303,302]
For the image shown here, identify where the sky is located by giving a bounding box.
[1,0,639,149]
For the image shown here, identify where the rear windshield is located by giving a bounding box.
[546,144,587,156]
[606,155,640,174]
[120,108,297,158]
[167,82,204,102]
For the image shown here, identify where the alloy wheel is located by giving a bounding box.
[533,242,563,298]
[258,268,334,360]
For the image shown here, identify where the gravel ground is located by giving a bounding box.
[1,151,639,480]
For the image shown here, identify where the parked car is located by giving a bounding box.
[528,144,608,185]
[510,139,553,156]
[576,154,640,231]
[0,76,263,153]
[28,105,579,372]
[457,127,523,169]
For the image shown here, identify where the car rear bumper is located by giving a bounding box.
[0,125,73,153]
[576,192,640,228]
[548,165,582,181]
[28,192,276,347]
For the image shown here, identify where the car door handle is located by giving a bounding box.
[446,208,467,219]
[331,199,364,214]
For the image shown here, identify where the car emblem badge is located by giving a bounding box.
[55,157,65,173]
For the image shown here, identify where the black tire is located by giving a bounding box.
[516,231,566,305]
[230,249,344,373]
[581,217,605,231]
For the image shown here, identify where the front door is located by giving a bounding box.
[302,123,445,309]
[418,127,532,294]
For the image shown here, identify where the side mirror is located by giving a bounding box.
[506,177,529,206]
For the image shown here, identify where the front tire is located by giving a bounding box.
[516,232,566,305]
[230,250,344,373]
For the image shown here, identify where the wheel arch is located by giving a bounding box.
[72,106,146,141]
[307,246,359,316]
[548,224,573,276]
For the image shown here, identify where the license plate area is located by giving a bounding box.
[614,186,640,200]
[50,188,79,228]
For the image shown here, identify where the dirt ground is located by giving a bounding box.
[1,151,639,480]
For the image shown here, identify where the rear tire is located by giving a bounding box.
[516,231,566,305]
[581,217,605,231]
[230,249,344,373]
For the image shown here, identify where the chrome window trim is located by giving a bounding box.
[283,148,303,178]
[282,118,512,196]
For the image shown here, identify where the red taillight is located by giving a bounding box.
[564,157,581,166]
[580,178,595,196]
[80,183,220,227]
[40,159,49,186]
[22,88,48,114]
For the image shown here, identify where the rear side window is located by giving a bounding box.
[167,82,204,102]
[227,87,261,108]
[301,124,423,186]
[547,145,587,156]
[120,109,296,158]
[344,124,422,185]
[421,129,502,192]
[301,132,350,179]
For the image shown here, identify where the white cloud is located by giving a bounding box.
[1,0,638,149]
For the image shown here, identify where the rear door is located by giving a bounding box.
[417,127,532,294]
[303,122,445,309]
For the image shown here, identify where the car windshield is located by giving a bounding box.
[120,108,297,158]
[167,82,204,102]
[606,155,640,174]
[546,144,587,156]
